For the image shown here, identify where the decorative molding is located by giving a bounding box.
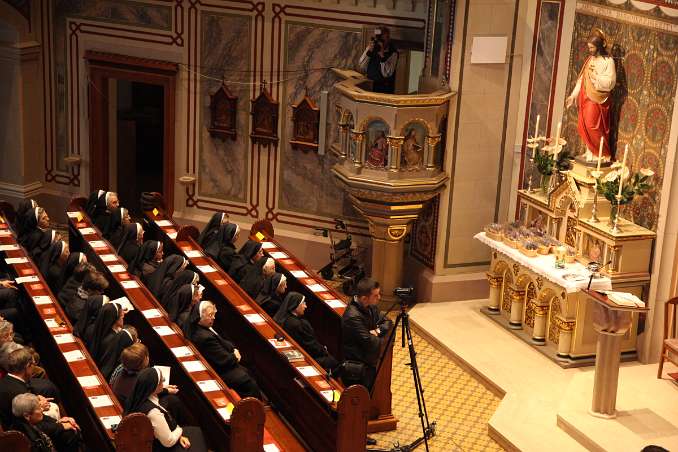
[0,181,43,199]
[576,1,678,33]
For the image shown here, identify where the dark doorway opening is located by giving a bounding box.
[116,81,164,215]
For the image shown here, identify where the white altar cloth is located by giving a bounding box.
[475,232,612,293]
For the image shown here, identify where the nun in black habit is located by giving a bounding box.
[124,367,207,451]
[73,294,109,346]
[159,270,198,308]
[197,211,228,248]
[89,303,133,379]
[104,207,130,247]
[239,256,273,299]
[117,223,144,265]
[85,190,106,218]
[254,272,286,317]
[166,283,201,328]
[227,240,263,283]
[14,198,37,237]
[38,240,69,293]
[145,255,188,300]
[57,260,93,321]
[204,223,239,272]
[129,240,163,279]
[93,192,119,233]
[274,292,340,373]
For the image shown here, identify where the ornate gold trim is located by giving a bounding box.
[553,316,575,332]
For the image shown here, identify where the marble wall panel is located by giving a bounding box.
[197,12,252,203]
[278,22,362,219]
[563,12,678,230]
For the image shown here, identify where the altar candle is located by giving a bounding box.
[554,121,562,153]
[596,137,603,172]
[617,144,628,197]
[534,115,540,138]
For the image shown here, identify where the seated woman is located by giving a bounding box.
[38,241,69,294]
[227,240,263,283]
[92,192,119,233]
[104,206,131,248]
[117,223,144,265]
[274,292,339,373]
[110,343,185,425]
[254,272,287,318]
[55,252,86,297]
[130,240,163,280]
[146,255,188,300]
[183,301,261,400]
[10,393,81,452]
[125,367,207,451]
[239,257,274,299]
[18,207,50,252]
[85,189,106,218]
[62,269,106,324]
[197,211,229,248]
[160,270,198,307]
[13,199,37,238]
[0,280,26,341]
[73,293,109,346]
[89,303,133,380]
[168,283,203,328]
[204,223,239,272]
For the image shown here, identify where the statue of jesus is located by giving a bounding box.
[565,29,616,162]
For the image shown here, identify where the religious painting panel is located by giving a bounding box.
[364,119,390,169]
[198,12,252,203]
[563,10,678,231]
[278,22,362,219]
[290,95,320,151]
[521,0,563,190]
[208,83,238,141]
[400,121,427,170]
[250,88,279,146]
[409,196,439,269]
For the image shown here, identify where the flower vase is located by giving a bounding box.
[540,174,551,195]
[608,204,619,227]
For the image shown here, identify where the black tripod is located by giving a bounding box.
[369,297,436,452]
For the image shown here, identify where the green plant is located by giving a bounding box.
[597,168,653,205]
[534,146,574,176]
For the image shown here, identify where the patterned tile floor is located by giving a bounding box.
[371,319,504,452]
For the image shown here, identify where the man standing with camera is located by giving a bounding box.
[359,27,398,94]
[341,278,393,391]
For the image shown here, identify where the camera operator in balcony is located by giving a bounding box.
[359,26,398,94]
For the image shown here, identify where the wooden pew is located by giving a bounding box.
[143,210,370,452]
[0,212,152,451]
[65,204,290,452]
[249,226,397,433]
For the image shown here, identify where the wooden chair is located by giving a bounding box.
[657,296,678,378]
[250,219,275,238]
[115,413,154,452]
[0,430,31,452]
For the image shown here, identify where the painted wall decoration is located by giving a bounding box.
[198,12,252,204]
[563,9,678,230]
[410,195,440,269]
[250,87,280,146]
[400,121,427,170]
[290,95,320,152]
[364,119,390,169]
[208,83,238,141]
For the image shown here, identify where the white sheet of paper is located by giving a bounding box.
[263,444,280,452]
[217,406,232,421]
[290,270,307,278]
[107,264,126,273]
[153,325,175,336]
[100,416,121,430]
[0,244,20,251]
[110,296,134,312]
[77,375,100,388]
[181,360,206,373]
[261,242,276,249]
[297,366,320,377]
[196,265,216,273]
[321,390,337,403]
[121,280,140,289]
[0,230,11,237]
[63,349,85,362]
[33,295,53,305]
[171,346,193,358]
[269,251,288,259]
[66,212,80,219]
[44,318,60,329]
[89,395,113,408]
[156,366,171,386]
[197,379,220,393]
[88,240,108,249]
[53,333,75,344]
[99,254,117,262]
[78,227,96,235]
[5,257,28,264]
[142,309,162,319]
[244,313,266,324]
[306,284,326,293]
[325,299,345,309]
[185,250,202,258]
[268,339,290,349]
[155,220,172,227]
[167,231,177,239]
[15,275,40,284]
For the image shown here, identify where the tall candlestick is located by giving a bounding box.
[554,122,562,154]
[617,144,628,197]
[534,115,540,139]
[596,137,603,172]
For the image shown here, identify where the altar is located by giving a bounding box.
[477,160,656,366]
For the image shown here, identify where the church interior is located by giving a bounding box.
[1,0,678,450]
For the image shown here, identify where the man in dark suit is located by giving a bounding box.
[0,348,82,451]
[341,278,393,391]
[188,301,262,399]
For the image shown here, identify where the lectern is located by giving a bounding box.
[584,289,648,418]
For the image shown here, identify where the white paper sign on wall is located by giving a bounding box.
[470,36,508,64]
